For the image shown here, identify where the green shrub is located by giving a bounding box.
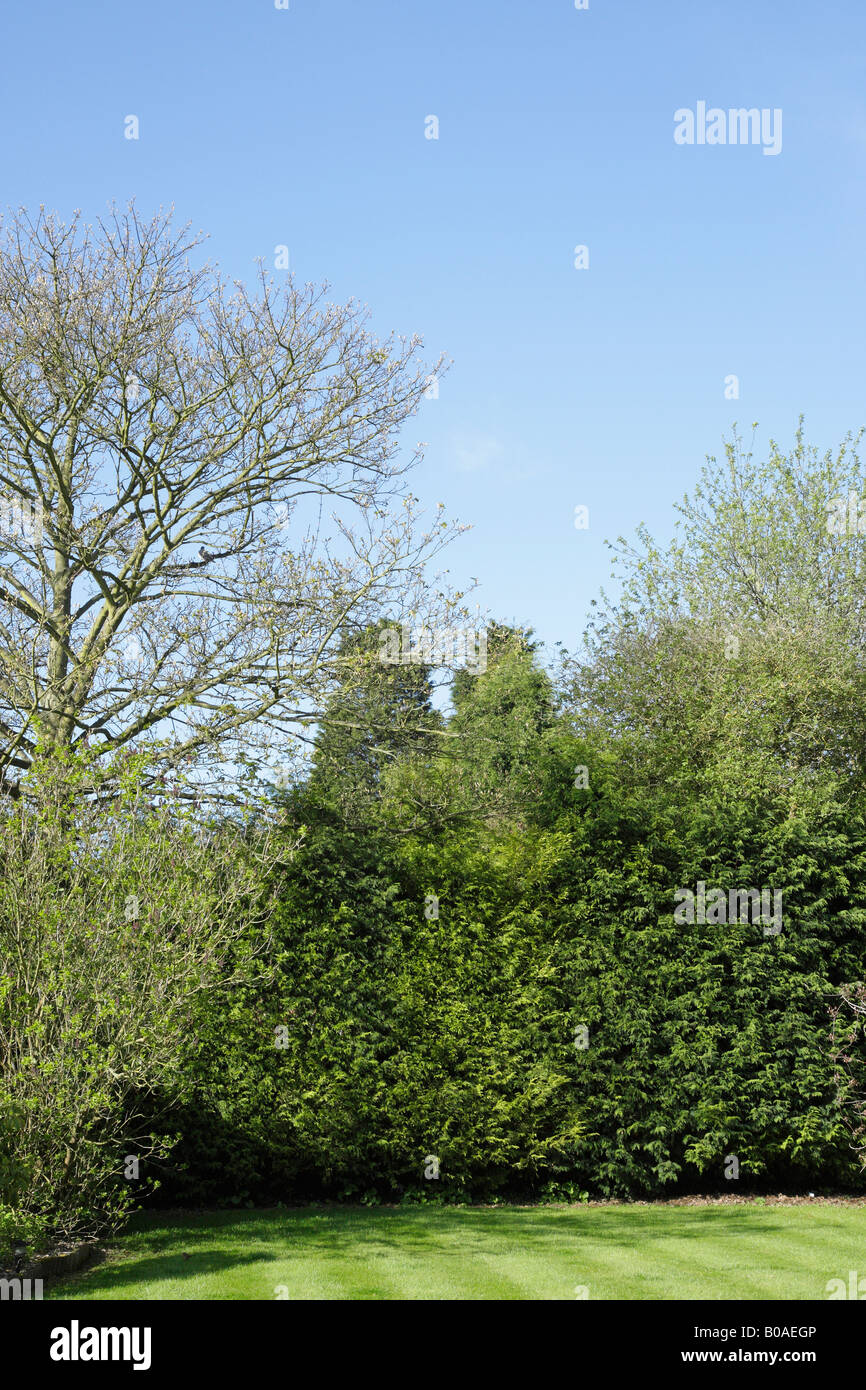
[150,767,866,1203]
[0,747,279,1240]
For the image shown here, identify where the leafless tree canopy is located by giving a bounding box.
[0,204,465,799]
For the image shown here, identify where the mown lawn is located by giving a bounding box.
[46,1203,866,1301]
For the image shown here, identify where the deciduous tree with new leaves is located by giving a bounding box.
[561,423,866,799]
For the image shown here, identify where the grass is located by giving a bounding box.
[45,1202,866,1300]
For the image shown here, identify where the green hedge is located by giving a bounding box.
[143,773,866,1204]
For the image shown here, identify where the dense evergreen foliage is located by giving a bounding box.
[150,594,866,1203]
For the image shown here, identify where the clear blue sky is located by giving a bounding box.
[3,0,865,657]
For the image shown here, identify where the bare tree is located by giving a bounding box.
[0,204,466,800]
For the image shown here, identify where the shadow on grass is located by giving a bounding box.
[42,1202,861,1302]
[142,1206,806,1251]
[48,1247,278,1299]
[53,1202,818,1293]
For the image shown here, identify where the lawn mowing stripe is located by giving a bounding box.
[46,1204,866,1302]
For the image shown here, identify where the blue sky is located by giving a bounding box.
[3,0,866,658]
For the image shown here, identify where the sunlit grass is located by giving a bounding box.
[46,1202,866,1301]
